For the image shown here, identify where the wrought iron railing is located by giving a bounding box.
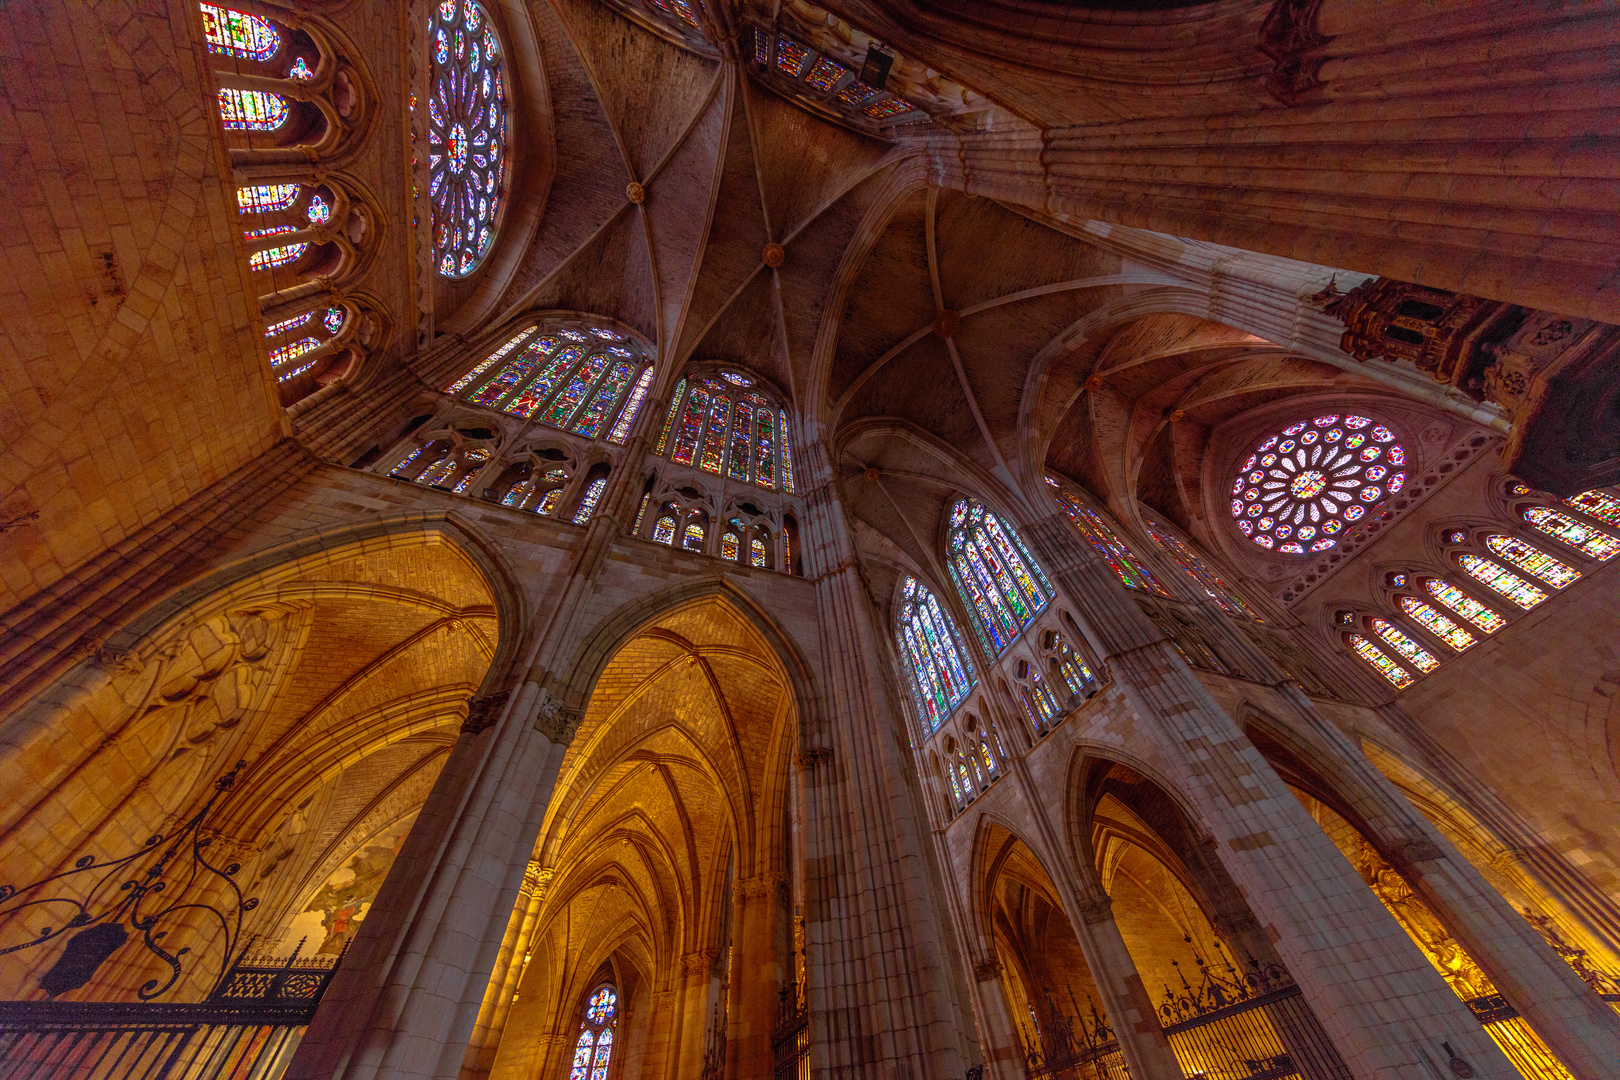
[1019,987,1128,1080]
[771,976,809,1080]
[1156,952,1351,1080]
[1462,995,1575,1080]
[0,764,343,1080]
[0,941,342,1080]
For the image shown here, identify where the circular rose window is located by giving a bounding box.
[1229,414,1406,555]
[429,0,507,278]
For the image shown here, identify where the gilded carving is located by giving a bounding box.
[1353,837,1493,1000]
[521,862,553,900]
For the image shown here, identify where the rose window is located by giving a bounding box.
[1230,414,1407,555]
[428,0,506,278]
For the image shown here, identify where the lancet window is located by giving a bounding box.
[1144,518,1260,620]
[570,985,617,1080]
[1051,486,1168,596]
[654,374,795,492]
[429,0,508,277]
[895,576,976,733]
[573,477,608,523]
[1043,630,1098,704]
[1565,488,1620,528]
[946,499,1053,657]
[1483,534,1580,588]
[392,440,493,494]
[1348,634,1413,690]
[1423,578,1507,633]
[1457,554,1546,610]
[1522,506,1620,561]
[445,324,654,444]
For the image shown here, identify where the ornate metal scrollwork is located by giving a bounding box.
[1019,985,1119,1078]
[0,763,259,1001]
[1521,906,1620,1000]
[1156,949,1296,1028]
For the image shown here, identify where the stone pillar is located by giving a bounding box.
[794,438,975,1079]
[1276,689,1620,1078]
[287,684,580,1080]
[459,863,550,1080]
[965,956,1024,1080]
[1018,511,1524,1079]
[728,873,786,1080]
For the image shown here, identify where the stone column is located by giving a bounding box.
[964,956,1024,1080]
[1276,688,1620,1078]
[794,438,976,1079]
[1018,511,1524,1079]
[728,873,786,1080]
[287,684,580,1080]
[459,863,550,1080]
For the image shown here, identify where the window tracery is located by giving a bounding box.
[1398,596,1476,652]
[1484,534,1580,588]
[1348,634,1413,689]
[1051,486,1168,595]
[1423,578,1507,633]
[1565,489,1620,528]
[655,374,795,491]
[1457,554,1546,610]
[429,0,507,277]
[570,985,617,1080]
[393,439,494,493]
[1144,518,1260,620]
[573,477,608,523]
[445,323,653,444]
[895,575,976,733]
[1522,506,1620,561]
[1370,618,1438,674]
[1230,414,1406,555]
[946,499,1052,657]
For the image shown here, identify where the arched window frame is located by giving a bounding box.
[944,498,1054,658]
[445,322,656,446]
[569,982,618,1080]
[390,433,498,494]
[893,575,977,735]
[492,451,574,515]
[1039,629,1099,707]
[1141,516,1263,621]
[654,370,797,492]
[1047,480,1169,596]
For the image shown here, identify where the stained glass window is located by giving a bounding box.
[572,477,606,524]
[634,493,650,533]
[895,575,976,732]
[1523,506,1620,561]
[264,312,312,337]
[607,366,654,443]
[323,306,344,334]
[218,88,288,131]
[977,734,997,775]
[1053,490,1168,595]
[863,97,914,119]
[1566,489,1620,528]
[658,379,794,489]
[306,195,332,224]
[946,499,1052,657]
[750,536,767,568]
[1349,635,1413,689]
[201,4,280,60]
[1423,578,1507,633]
[652,514,677,545]
[775,36,809,76]
[683,519,706,551]
[1371,618,1438,674]
[721,531,739,561]
[1052,638,1095,698]
[1144,519,1259,620]
[571,986,616,1080]
[430,0,507,277]
[656,378,685,454]
[1484,534,1579,588]
[1229,414,1405,555]
[1399,596,1476,652]
[945,758,962,804]
[1459,554,1547,609]
[238,183,299,213]
[269,337,318,366]
[804,57,846,92]
[246,225,307,270]
[448,328,650,442]
[447,328,534,391]
[834,80,878,107]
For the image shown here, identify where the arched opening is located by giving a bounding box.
[1076,758,1350,1079]
[1244,724,1586,1078]
[978,823,1123,1075]
[0,531,503,1007]
[483,596,800,1080]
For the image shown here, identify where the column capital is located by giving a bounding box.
[461,689,511,735]
[1075,890,1113,925]
[520,862,553,900]
[972,956,1003,982]
[679,949,719,977]
[532,688,584,745]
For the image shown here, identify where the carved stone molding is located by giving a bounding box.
[736,871,791,907]
[521,862,553,900]
[533,688,584,745]
[795,746,832,772]
[461,689,511,734]
[971,956,1002,982]
[1258,0,1330,106]
[1075,891,1113,925]
[679,949,719,977]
